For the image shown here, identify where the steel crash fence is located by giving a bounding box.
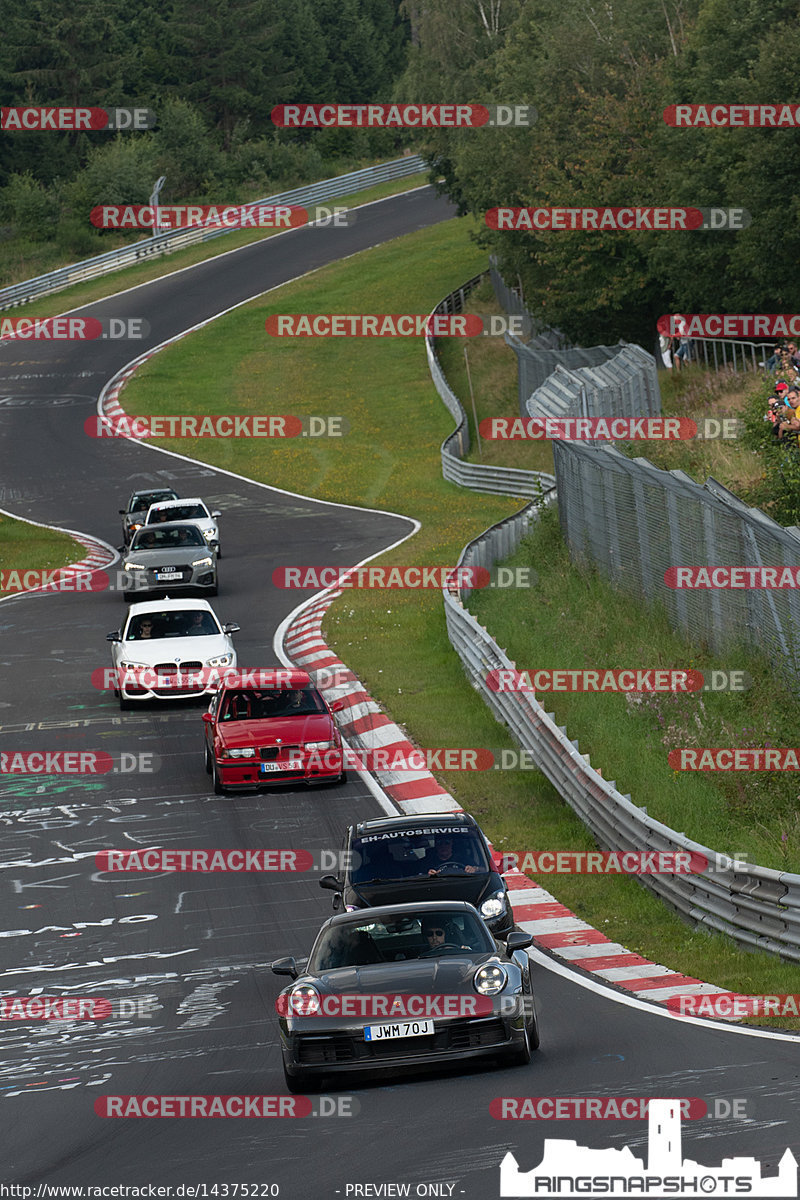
[431,267,800,960]
[0,154,428,311]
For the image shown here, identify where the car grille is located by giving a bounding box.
[293,1018,508,1064]
[149,661,207,696]
[296,1036,355,1065]
[260,745,302,761]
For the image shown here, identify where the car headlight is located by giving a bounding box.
[305,740,334,751]
[123,561,145,571]
[287,984,320,1016]
[119,660,149,671]
[480,891,508,921]
[207,653,233,667]
[202,528,215,540]
[474,964,508,995]
[191,557,213,568]
[225,747,256,759]
[128,521,143,531]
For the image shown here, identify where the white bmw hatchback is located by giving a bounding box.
[107,598,239,709]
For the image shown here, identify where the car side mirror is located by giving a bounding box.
[106,632,121,642]
[271,957,299,979]
[211,510,221,518]
[222,622,240,634]
[118,509,126,515]
[202,712,214,724]
[505,931,533,956]
[319,874,343,892]
[330,699,345,713]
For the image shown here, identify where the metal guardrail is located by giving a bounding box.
[431,267,800,960]
[0,154,428,311]
[426,276,556,498]
[658,337,776,374]
[443,498,800,962]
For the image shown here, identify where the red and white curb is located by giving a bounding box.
[283,591,731,1010]
[0,512,117,603]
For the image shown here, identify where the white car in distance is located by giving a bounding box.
[144,497,222,557]
[107,598,239,710]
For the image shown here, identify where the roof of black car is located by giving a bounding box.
[322,900,480,930]
[353,812,476,837]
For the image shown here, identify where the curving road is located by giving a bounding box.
[0,186,798,1195]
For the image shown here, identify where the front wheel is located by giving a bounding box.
[506,1018,532,1066]
[283,1064,315,1094]
[211,758,225,795]
[204,742,212,775]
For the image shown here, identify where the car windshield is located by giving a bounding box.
[218,686,325,720]
[308,911,493,970]
[124,610,221,640]
[131,525,206,550]
[149,503,208,522]
[130,490,177,513]
[350,827,490,884]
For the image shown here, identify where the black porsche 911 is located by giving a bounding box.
[272,901,538,1092]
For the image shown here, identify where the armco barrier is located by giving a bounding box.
[430,268,800,961]
[0,155,427,311]
[443,501,800,962]
[426,275,556,499]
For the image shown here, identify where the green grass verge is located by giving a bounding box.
[119,215,800,1022]
[1,171,430,324]
[0,514,86,598]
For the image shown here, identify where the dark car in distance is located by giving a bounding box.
[319,812,514,938]
[272,901,537,1091]
[119,488,180,546]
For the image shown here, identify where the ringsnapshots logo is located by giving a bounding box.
[1,107,155,131]
[84,414,347,438]
[664,104,800,127]
[271,103,537,128]
[499,1098,797,1197]
[0,317,148,341]
[264,314,527,337]
[486,207,751,231]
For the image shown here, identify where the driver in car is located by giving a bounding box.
[421,916,472,952]
[425,835,477,876]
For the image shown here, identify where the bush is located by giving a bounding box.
[0,173,57,242]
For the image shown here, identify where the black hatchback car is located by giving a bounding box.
[319,812,514,938]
